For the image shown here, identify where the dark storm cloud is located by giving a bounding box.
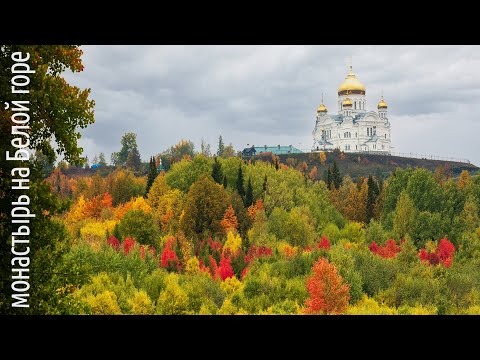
[63,45,480,165]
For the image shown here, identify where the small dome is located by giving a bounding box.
[317,103,327,113]
[377,97,388,109]
[342,97,353,107]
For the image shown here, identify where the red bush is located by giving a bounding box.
[369,239,401,258]
[209,255,219,279]
[208,254,235,281]
[218,255,234,281]
[123,237,136,255]
[318,236,331,250]
[419,238,455,268]
[107,235,120,251]
[160,238,181,271]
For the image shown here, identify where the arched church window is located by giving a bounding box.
[354,102,356,110]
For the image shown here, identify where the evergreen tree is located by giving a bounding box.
[113,223,122,241]
[366,175,380,223]
[217,135,225,157]
[223,175,228,189]
[146,156,158,194]
[211,157,223,184]
[332,160,342,190]
[237,164,245,198]
[245,177,253,207]
[262,174,268,197]
[275,158,279,170]
[378,176,384,192]
[327,167,332,190]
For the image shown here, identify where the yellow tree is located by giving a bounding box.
[67,195,88,223]
[84,291,122,315]
[457,170,473,190]
[155,274,189,315]
[223,231,242,254]
[128,291,155,315]
[320,151,327,165]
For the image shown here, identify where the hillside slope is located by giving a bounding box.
[274,151,479,179]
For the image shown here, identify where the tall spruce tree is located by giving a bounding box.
[262,174,268,196]
[245,177,253,207]
[237,164,245,198]
[332,160,342,190]
[211,157,223,184]
[327,167,332,190]
[366,175,380,223]
[217,135,225,157]
[223,175,228,189]
[146,156,158,194]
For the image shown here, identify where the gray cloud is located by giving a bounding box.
[63,45,480,165]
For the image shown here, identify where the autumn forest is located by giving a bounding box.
[38,134,480,315]
[1,45,479,316]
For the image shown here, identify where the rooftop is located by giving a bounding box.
[242,145,304,156]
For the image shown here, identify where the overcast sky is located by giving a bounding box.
[63,45,480,166]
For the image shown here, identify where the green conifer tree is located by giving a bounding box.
[237,164,245,198]
[211,157,223,184]
[245,177,253,207]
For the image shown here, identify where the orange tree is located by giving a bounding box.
[305,258,350,314]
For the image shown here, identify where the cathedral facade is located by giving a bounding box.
[312,65,391,154]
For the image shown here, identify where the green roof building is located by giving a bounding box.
[242,145,303,157]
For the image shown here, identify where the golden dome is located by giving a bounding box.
[342,97,352,107]
[338,66,366,95]
[377,97,388,109]
[317,103,327,113]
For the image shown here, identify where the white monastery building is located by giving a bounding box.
[312,64,391,153]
